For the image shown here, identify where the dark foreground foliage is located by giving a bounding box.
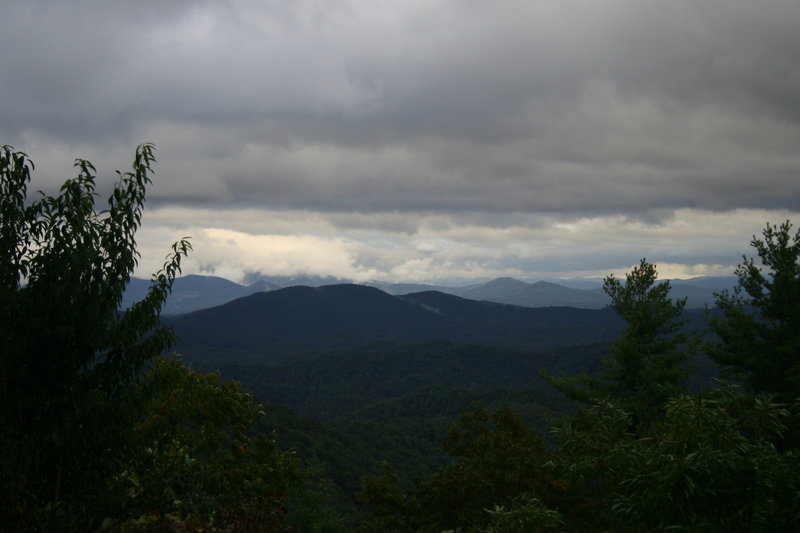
[0,145,337,532]
[0,144,192,530]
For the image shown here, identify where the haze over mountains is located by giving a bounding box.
[125,273,736,316]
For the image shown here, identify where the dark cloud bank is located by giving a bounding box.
[2,0,798,281]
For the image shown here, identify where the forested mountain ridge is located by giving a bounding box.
[167,283,628,361]
[127,273,732,315]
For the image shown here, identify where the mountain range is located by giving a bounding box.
[125,273,736,316]
[169,283,683,365]
[121,274,282,315]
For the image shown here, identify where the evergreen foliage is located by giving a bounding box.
[543,259,697,429]
[707,220,800,403]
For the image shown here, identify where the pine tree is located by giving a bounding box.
[707,220,800,403]
[543,259,696,428]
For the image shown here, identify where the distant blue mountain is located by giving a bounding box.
[122,274,273,315]
[378,276,730,309]
[668,276,738,292]
[450,278,609,308]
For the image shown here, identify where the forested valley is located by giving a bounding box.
[2,145,799,531]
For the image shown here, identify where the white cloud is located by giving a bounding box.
[132,206,798,283]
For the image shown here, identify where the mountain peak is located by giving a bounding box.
[478,277,530,289]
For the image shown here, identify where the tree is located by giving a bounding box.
[0,144,191,530]
[356,462,414,533]
[549,387,800,532]
[105,358,301,532]
[707,221,800,403]
[358,404,556,533]
[543,259,696,429]
[417,403,552,531]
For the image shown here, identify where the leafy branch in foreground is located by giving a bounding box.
[0,144,191,530]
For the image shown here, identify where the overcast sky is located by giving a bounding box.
[2,0,799,284]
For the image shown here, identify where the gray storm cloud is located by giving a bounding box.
[1,0,799,281]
